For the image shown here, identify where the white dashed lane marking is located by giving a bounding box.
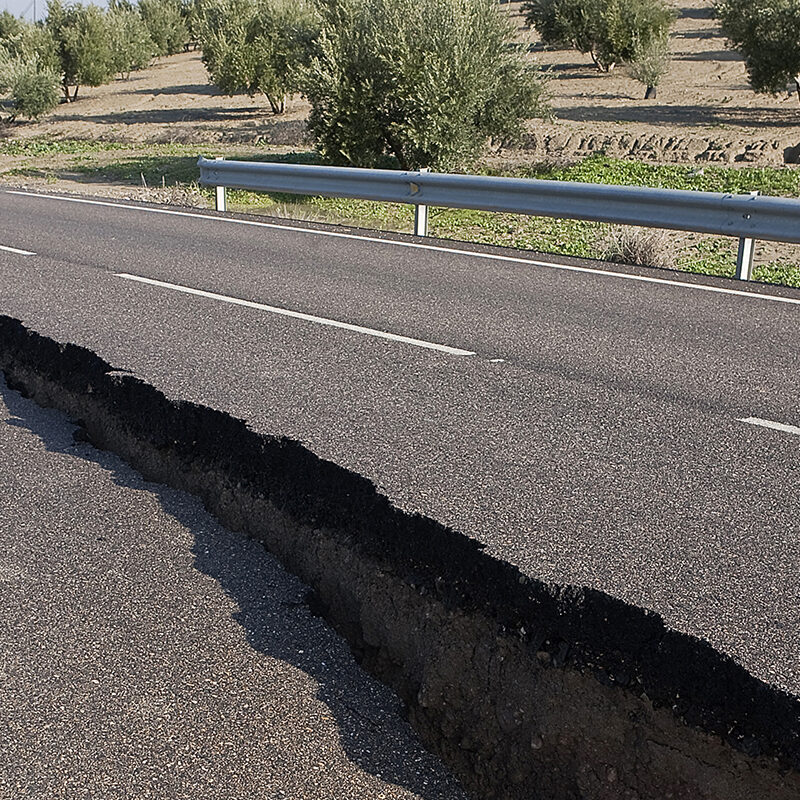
[738,417,800,436]
[115,272,477,357]
[0,244,35,256]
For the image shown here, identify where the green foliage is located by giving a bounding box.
[0,43,60,120]
[0,13,61,119]
[0,13,60,71]
[752,260,800,287]
[0,137,127,154]
[8,57,61,118]
[716,0,800,96]
[0,42,11,92]
[193,0,251,93]
[20,25,61,73]
[245,0,319,112]
[524,0,674,71]
[508,153,800,197]
[302,0,550,171]
[195,0,318,113]
[46,0,115,100]
[0,10,25,41]
[139,0,187,56]
[108,7,155,77]
[628,32,670,94]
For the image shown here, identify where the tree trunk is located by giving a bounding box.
[645,85,657,99]
[266,94,286,115]
[71,85,79,102]
[382,126,409,170]
[795,75,800,104]
[590,52,615,72]
[62,81,71,102]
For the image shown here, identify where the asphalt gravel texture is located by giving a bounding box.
[0,374,468,799]
[1,187,798,699]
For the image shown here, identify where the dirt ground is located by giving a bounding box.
[1,0,799,167]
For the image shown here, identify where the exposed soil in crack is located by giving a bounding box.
[1,314,798,800]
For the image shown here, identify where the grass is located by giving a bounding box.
[0,138,129,156]
[75,152,202,185]
[498,154,800,197]
[3,144,799,288]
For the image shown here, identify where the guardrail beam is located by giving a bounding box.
[198,158,800,278]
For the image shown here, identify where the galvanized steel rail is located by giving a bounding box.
[198,156,800,281]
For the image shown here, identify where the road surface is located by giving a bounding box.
[1,186,798,698]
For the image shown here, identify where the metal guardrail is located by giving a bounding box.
[198,156,800,281]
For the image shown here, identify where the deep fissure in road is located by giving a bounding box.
[1,315,798,800]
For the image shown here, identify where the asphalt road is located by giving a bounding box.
[1,187,798,698]
[0,374,466,800]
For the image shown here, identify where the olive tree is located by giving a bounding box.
[139,0,187,55]
[245,0,319,113]
[0,12,60,71]
[1,13,60,118]
[302,0,550,171]
[7,58,61,118]
[716,0,800,101]
[629,32,670,97]
[108,7,155,78]
[196,0,318,113]
[46,0,115,101]
[523,0,674,72]
[0,42,60,120]
[0,11,25,41]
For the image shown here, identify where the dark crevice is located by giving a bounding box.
[1,314,798,800]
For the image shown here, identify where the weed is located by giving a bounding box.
[598,226,678,269]
[135,181,206,207]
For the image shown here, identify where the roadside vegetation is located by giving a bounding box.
[4,140,798,287]
[522,0,675,74]
[0,0,185,118]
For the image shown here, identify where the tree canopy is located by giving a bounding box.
[716,0,800,99]
[302,0,550,170]
[524,0,675,71]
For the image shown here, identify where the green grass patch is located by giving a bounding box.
[68,147,321,189]
[677,237,737,278]
[74,153,202,186]
[500,154,800,198]
[751,261,800,288]
[0,138,129,156]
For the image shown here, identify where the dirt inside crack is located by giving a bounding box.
[1,314,798,800]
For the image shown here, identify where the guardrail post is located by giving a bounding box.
[214,156,227,212]
[735,191,759,281]
[413,168,429,237]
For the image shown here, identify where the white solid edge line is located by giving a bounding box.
[115,272,476,357]
[0,243,35,256]
[7,189,800,308]
[738,417,800,436]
